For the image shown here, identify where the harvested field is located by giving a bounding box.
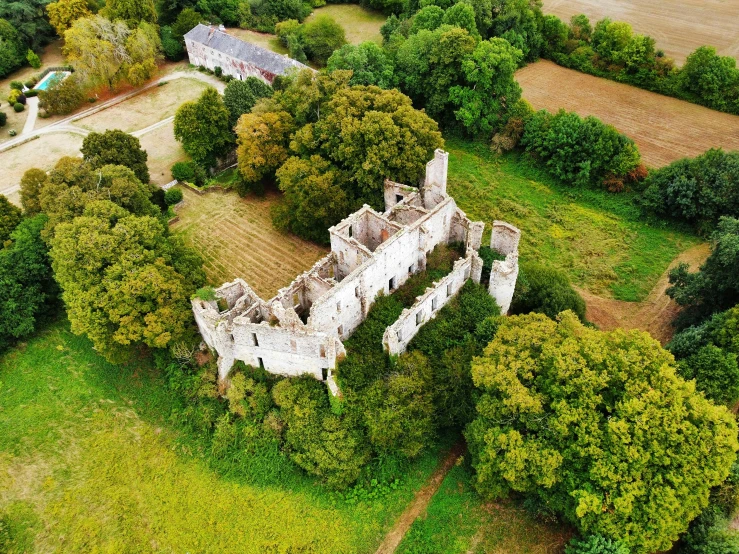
[516,60,739,168]
[138,120,187,185]
[75,78,209,134]
[543,0,739,65]
[0,132,84,206]
[170,187,328,297]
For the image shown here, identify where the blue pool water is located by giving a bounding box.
[35,71,69,91]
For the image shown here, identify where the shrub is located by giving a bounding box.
[164,187,184,206]
[678,345,739,406]
[214,66,222,77]
[24,89,38,97]
[24,80,35,88]
[26,49,41,68]
[8,89,22,104]
[9,81,23,90]
[566,534,630,554]
[13,103,24,112]
[171,161,195,182]
[194,286,216,301]
[8,129,16,136]
[0,112,5,127]
[302,15,347,66]
[510,262,587,322]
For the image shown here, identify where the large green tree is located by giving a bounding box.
[102,0,157,24]
[327,41,395,89]
[0,0,55,52]
[46,0,92,36]
[0,215,58,352]
[174,86,233,168]
[49,200,204,363]
[223,76,273,129]
[466,311,739,553]
[0,18,25,77]
[0,196,22,244]
[235,110,294,189]
[81,129,150,183]
[301,14,346,66]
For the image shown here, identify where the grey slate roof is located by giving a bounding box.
[184,24,310,76]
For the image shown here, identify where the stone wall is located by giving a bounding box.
[383,249,483,355]
[488,221,521,314]
[185,38,275,83]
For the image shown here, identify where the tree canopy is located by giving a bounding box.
[102,0,158,24]
[49,200,204,363]
[81,129,151,183]
[46,0,92,36]
[327,42,395,89]
[174,86,233,168]
[223,76,273,129]
[0,196,22,245]
[466,311,738,553]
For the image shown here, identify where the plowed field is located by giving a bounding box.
[170,187,328,297]
[516,60,739,168]
[543,0,739,65]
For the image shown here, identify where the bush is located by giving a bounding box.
[510,262,587,322]
[24,89,38,97]
[0,112,5,127]
[26,49,41,69]
[8,89,23,104]
[164,187,184,206]
[8,129,16,136]
[194,286,216,301]
[678,345,739,406]
[9,81,23,90]
[566,534,630,554]
[214,66,223,77]
[302,15,347,66]
[171,161,195,182]
[13,103,24,112]
[38,75,85,115]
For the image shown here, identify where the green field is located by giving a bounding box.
[396,464,571,553]
[0,323,448,553]
[446,140,701,301]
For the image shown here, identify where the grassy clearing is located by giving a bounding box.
[446,139,701,301]
[170,186,328,297]
[138,119,188,185]
[396,464,571,554]
[75,78,209,134]
[306,4,386,45]
[0,321,452,553]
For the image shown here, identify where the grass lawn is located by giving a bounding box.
[75,79,210,134]
[139,119,188,185]
[396,464,571,553]
[170,186,328,297]
[306,4,386,45]
[0,321,452,553]
[446,139,701,301]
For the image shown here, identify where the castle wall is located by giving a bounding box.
[383,250,482,355]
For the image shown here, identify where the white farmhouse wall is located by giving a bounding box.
[185,38,275,83]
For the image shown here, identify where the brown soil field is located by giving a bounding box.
[543,0,739,65]
[170,187,328,297]
[75,78,209,134]
[516,60,739,168]
[581,242,710,343]
[138,120,187,185]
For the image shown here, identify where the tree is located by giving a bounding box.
[510,262,587,322]
[47,0,92,36]
[0,0,55,52]
[223,76,273,129]
[678,345,739,407]
[235,110,294,187]
[20,168,48,215]
[449,37,522,136]
[327,41,395,88]
[667,217,739,322]
[63,16,162,90]
[38,74,85,115]
[466,311,739,554]
[160,25,183,60]
[49,200,204,363]
[174,87,233,168]
[102,0,157,24]
[155,0,195,25]
[0,196,22,244]
[409,5,444,34]
[81,129,150,183]
[272,155,350,243]
[0,215,58,352]
[442,2,479,38]
[171,7,201,41]
[0,18,25,77]
[681,47,739,111]
[27,157,160,234]
[301,14,346,66]
[291,85,443,206]
[566,534,630,554]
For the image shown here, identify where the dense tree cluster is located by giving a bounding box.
[466,311,738,553]
[235,70,443,242]
[81,129,151,184]
[174,86,233,168]
[510,262,586,322]
[276,14,347,66]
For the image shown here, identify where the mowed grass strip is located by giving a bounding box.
[170,187,328,296]
[396,464,571,554]
[0,322,448,553]
[138,120,188,185]
[516,60,739,168]
[75,78,210,134]
[446,139,700,301]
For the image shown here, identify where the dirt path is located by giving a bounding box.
[375,442,465,554]
[580,243,710,343]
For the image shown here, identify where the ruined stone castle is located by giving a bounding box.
[192,150,520,395]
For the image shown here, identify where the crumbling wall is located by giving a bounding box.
[383,250,482,355]
[488,222,521,314]
[422,149,449,209]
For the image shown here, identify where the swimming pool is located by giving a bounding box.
[35,71,71,91]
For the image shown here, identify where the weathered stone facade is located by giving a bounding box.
[184,24,310,84]
[192,150,520,395]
